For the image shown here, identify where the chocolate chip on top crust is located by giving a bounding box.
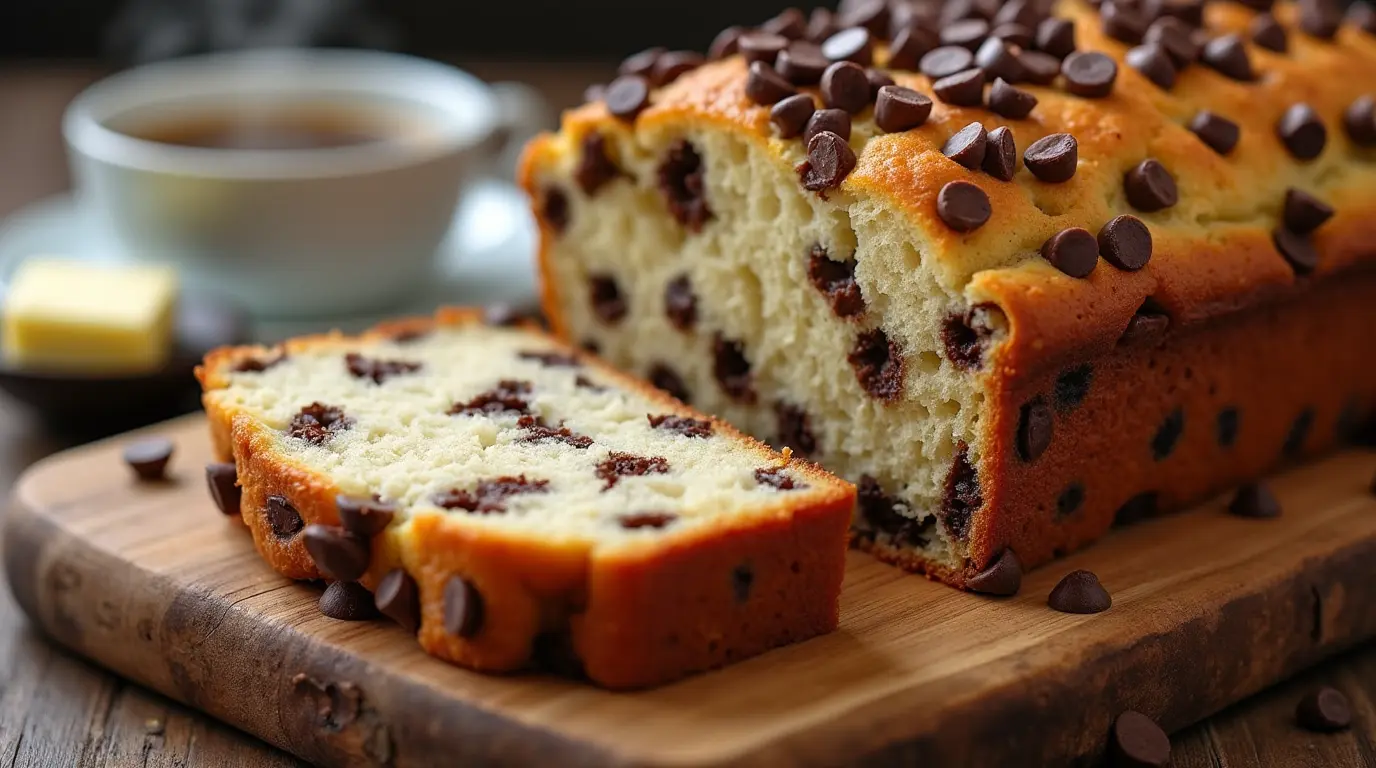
[942,18,991,50]
[1345,96,1376,145]
[874,86,933,133]
[1144,17,1200,66]
[942,122,988,170]
[838,0,890,35]
[775,401,819,456]
[848,328,906,401]
[1101,3,1147,44]
[658,139,713,232]
[1018,51,1062,85]
[1350,2,1376,34]
[1023,133,1078,182]
[517,415,594,448]
[887,24,939,70]
[777,42,830,86]
[649,363,692,403]
[1201,34,1254,82]
[1098,215,1153,271]
[1119,298,1171,345]
[1251,13,1288,52]
[1152,407,1185,460]
[1110,712,1171,768]
[738,32,789,65]
[936,181,992,232]
[712,334,757,403]
[434,475,550,513]
[771,93,817,139]
[821,61,872,113]
[664,273,699,331]
[266,494,303,538]
[1041,227,1098,278]
[605,75,651,122]
[1017,396,1054,462]
[618,47,665,79]
[648,413,713,438]
[589,274,629,324]
[1273,227,1320,274]
[1061,51,1117,98]
[574,132,620,196]
[450,379,533,416]
[983,126,1017,181]
[746,60,798,106]
[656,51,707,87]
[1124,159,1178,212]
[800,130,858,193]
[1298,0,1342,39]
[206,462,241,515]
[709,25,746,60]
[988,78,1037,119]
[807,8,840,43]
[1188,111,1240,156]
[991,22,1034,48]
[1055,364,1094,410]
[1126,44,1177,90]
[375,568,420,633]
[864,68,896,97]
[302,524,370,581]
[1277,103,1327,161]
[808,245,866,317]
[762,7,807,39]
[1035,17,1076,58]
[596,452,671,490]
[933,67,986,107]
[920,46,975,79]
[804,108,853,144]
[1283,189,1335,234]
[443,576,484,638]
[821,27,875,65]
[288,402,353,445]
[344,352,421,385]
[618,511,678,530]
[755,467,805,490]
[974,37,1024,83]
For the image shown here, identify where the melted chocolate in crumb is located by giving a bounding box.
[649,363,692,403]
[574,132,621,195]
[1054,364,1093,411]
[713,335,757,403]
[657,139,713,231]
[731,563,755,602]
[589,275,628,324]
[517,415,593,448]
[597,451,671,490]
[266,495,303,538]
[858,475,932,547]
[344,352,422,384]
[754,467,805,490]
[1056,482,1085,518]
[1152,408,1184,460]
[648,413,713,438]
[287,402,353,445]
[775,401,818,457]
[618,511,678,529]
[233,353,287,373]
[518,350,581,368]
[940,444,981,540]
[664,274,699,331]
[848,328,905,402]
[450,379,533,416]
[942,305,997,370]
[807,245,864,318]
[433,475,550,514]
[542,187,570,233]
[574,374,606,392]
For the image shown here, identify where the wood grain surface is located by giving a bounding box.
[5,413,1376,767]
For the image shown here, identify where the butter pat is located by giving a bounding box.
[3,259,177,373]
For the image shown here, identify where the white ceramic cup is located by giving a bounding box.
[63,48,538,318]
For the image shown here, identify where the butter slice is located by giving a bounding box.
[3,259,177,373]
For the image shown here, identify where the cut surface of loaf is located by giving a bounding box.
[520,0,1376,588]
[196,309,854,689]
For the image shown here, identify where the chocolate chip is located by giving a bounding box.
[887,24,939,70]
[988,78,1036,119]
[874,85,933,133]
[942,445,981,539]
[1061,51,1117,98]
[769,93,817,139]
[942,122,988,170]
[775,401,819,456]
[450,379,532,416]
[540,187,569,234]
[1035,17,1076,58]
[942,306,997,369]
[1101,3,1147,44]
[1161,0,1206,25]
[800,130,858,193]
[318,581,379,621]
[820,61,871,113]
[1120,298,1170,345]
[1124,159,1178,212]
[942,18,991,50]
[517,350,580,368]
[1126,44,1176,90]
[575,373,603,391]
[746,61,797,106]
[808,245,865,317]
[1201,34,1254,81]
[1098,215,1152,271]
[1350,2,1376,34]
[288,402,353,445]
[821,27,874,65]
[966,548,1022,596]
[1283,189,1334,234]
[726,563,757,603]
[596,452,670,490]
[755,467,804,490]
[583,83,606,103]
[303,524,370,581]
[345,353,421,385]
[658,139,712,232]
[517,415,594,448]
[709,25,746,60]
[1277,103,1327,160]
[860,475,920,542]
[982,126,1017,181]
[266,495,303,538]
[648,413,713,438]
[443,576,484,638]
[804,108,853,144]
[1298,0,1342,39]
[1115,491,1159,526]
[1023,133,1078,182]
[434,476,550,513]
[1017,396,1053,461]
[649,363,691,403]
[738,32,789,65]
[712,334,756,403]
[1188,110,1240,155]
[231,351,287,373]
[124,438,173,481]
[1111,711,1171,768]
[1297,687,1352,732]
[777,42,830,85]
[991,22,1034,48]
[1273,227,1319,274]
[838,0,890,35]
[848,328,905,401]
[936,180,992,232]
[865,68,896,97]
[618,512,678,530]
[574,132,620,195]
[336,495,395,538]
[992,0,1040,28]
[375,568,420,633]
[1284,407,1315,456]
[654,51,705,86]
[619,47,665,79]
[762,7,807,39]
[1018,50,1062,84]
[605,75,650,122]
[974,37,1024,82]
[1041,227,1098,278]
[807,8,839,42]
[1251,13,1288,52]
[1217,407,1240,448]
[1055,364,1093,411]
[920,46,975,79]
[658,274,700,333]
[1048,570,1112,613]
[1228,482,1281,519]
[1237,0,1276,11]
[1152,407,1184,460]
[1344,96,1376,145]
[206,463,240,516]
[1056,483,1085,518]
[1143,17,1199,66]
[932,67,985,106]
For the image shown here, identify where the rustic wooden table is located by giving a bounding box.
[0,62,1372,768]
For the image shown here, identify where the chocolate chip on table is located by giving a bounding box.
[1251,13,1288,52]
[1057,482,1084,518]
[375,568,420,633]
[206,463,241,515]
[1098,215,1153,271]
[821,27,875,65]
[345,352,421,385]
[664,274,699,331]
[1277,103,1327,160]
[1201,34,1254,82]
[988,78,1036,119]
[936,181,992,232]
[1152,407,1185,460]
[738,32,789,65]
[1035,17,1076,58]
[1188,111,1240,155]
[1296,687,1353,732]
[618,512,678,530]
[1228,482,1282,519]
[1061,51,1117,98]
[1018,51,1062,85]
[653,51,706,86]
[575,132,620,195]
[777,42,830,85]
[1120,299,1170,345]
[124,438,173,482]
[318,581,379,621]
[712,334,756,403]
[943,122,988,170]
[974,37,1024,82]
[1110,711,1171,768]
[1048,570,1112,613]
[443,575,484,638]
[1056,365,1093,410]
[755,467,804,490]
[648,413,713,438]
[1023,133,1078,182]
[303,524,371,581]
[1284,407,1315,456]
[658,139,712,232]
[848,328,905,401]
[966,549,1022,596]
[336,495,396,538]
[1217,407,1241,448]
[775,401,819,456]
[820,61,871,113]
[1298,0,1342,39]
[920,46,975,79]
[649,363,692,403]
[886,24,939,70]
[1126,44,1176,90]
[942,18,991,50]
[1144,16,1200,66]
[1041,227,1098,278]
[983,126,1017,181]
[933,68,986,107]
[596,452,671,490]
[709,25,746,60]
[1124,159,1178,212]
[746,61,798,106]
[605,75,651,122]
[1283,189,1334,234]
[434,476,550,513]
[288,402,353,445]
[874,86,933,133]
[800,130,858,193]
[1273,227,1320,274]
[771,93,817,138]
[865,68,895,97]
[619,47,665,79]
[805,108,853,144]
[808,245,866,317]
[1345,96,1376,145]
[450,379,532,416]
[1017,396,1054,461]
[267,495,303,538]
[761,7,807,39]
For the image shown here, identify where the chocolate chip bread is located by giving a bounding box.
[519,0,1376,591]
[195,308,853,689]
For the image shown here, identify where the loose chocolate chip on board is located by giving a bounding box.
[712,335,757,403]
[649,363,692,403]
[1189,111,1240,155]
[804,108,853,145]
[746,61,798,106]
[982,126,1017,181]
[1273,227,1320,274]
[942,18,991,50]
[1111,711,1171,768]
[1041,227,1099,278]
[821,27,875,65]
[540,187,569,234]
[1347,96,1376,145]
[1277,104,1327,160]
[1297,687,1353,732]
[1201,34,1254,81]
[443,576,484,638]
[771,93,818,139]
[874,86,933,133]
[1126,44,1176,90]
[1283,189,1335,234]
[618,512,678,530]
[775,401,819,456]
[336,495,396,538]
[574,132,620,196]
[658,139,712,232]
[1229,482,1282,518]
[920,46,975,79]
[1017,396,1054,461]
[808,246,866,317]
[1023,133,1078,182]
[1115,491,1160,526]
[820,61,872,113]
[1217,406,1241,448]
[648,413,713,438]
[887,24,939,70]
[345,353,422,385]
[1035,17,1076,58]
[941,446,982,539]
[1061,51,1118,98]
[1251,13,1288,52]
[596,452,671,489]
[777,42,830,86]
[1124,159,1178,212]
[1152,408,1185,460]
[303,524,371,581]
[936,181,992,232]
[1055,364,1094,410]
[1299,0,1342,39]
[288,402,353,445]
[434,476,550,513]
[865,68,896,97]
[589,275,629,324]
[1284,407,1315,456]
[1018,51,1062,85]
[738,32,789,65]
[709,25,746,60]
[266,495,303,538]
[450,379,533,416]
[318,581,379,621]
[1145,16,1201,65]
[1120,299,1171,345]
[518,416,594,448]
[1098,215,1153,271]
[1048,570,1112,613]
[375,568,421,633]
[974,37,1024,82]
[1056,483,1085,518]
[942,122,988,170]
[206,463,241,515]
[933,68,986,107]
[988,79,1037,119]
[762,8,807,39]
[124,438,173,481]
[848,328,906,401]
[755,467,804,490]
[664,274,699,331]
[800,130,858,193]
[605,75,651,122]
[966,549,1022,596]
[731,564,756,602]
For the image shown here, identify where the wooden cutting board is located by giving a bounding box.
[5,413,1376,767]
